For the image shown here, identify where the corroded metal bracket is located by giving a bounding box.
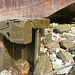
[0,18,50,44]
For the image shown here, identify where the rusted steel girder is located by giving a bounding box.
[0,0,75,18]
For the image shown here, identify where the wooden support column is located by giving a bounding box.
[34,29,39,67]
[41,29,45,37]
[21,46,27,60]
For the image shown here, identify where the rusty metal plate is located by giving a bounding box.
[0,0,75,18]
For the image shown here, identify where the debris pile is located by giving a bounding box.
[0,23,75,75]
[34,23,75,75]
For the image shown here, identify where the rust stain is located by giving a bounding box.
[2,0,5,8]
[10,0,12,10]
[0,0,74,18]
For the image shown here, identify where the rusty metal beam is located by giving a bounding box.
[0,0,74,18]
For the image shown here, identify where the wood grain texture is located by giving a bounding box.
[0,18,50,44]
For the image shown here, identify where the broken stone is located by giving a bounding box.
[51,56,72,74]
[51,58,62,69]
[45,50,50,57]
[45,28,54,36]
[44,48,49,53]
[45,30,49,36]
[68,65,75,75]
[49,53,57,61]
[69,47,75,57]
[50,23,58,28]
[14,59,30,75]
[57,50,74,63]
[60,38,67,41]
[60,39,75,49]
[0,45,12,71]
[53,25,71,34]
[56,48,60,53]
[40,43,44,53]
[45,41,60,49]
[45,28,51,36]
[71,24,75,27]
[57,62,72,74]
[0,70,12,75]
[52,32,61,41]
[51,58,72,74]
[61,35,73,40]
[71,27,75,33]
[34,56,53,75]
[42,33,52,45]
[45,42,60,54]
[8,66,20,75]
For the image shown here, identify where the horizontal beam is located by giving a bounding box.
[0,0,74,18]
[0,18,50,44]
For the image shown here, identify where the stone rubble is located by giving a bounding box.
[34,56,53,75]
[36,23,75,75]
[14,59,30,75]
[42,33,52,45]
[0,23,75,75]
[0,59,30,75]
[53,25,71,34]
[0,70,12,75]
[60,39,74,49]
[57,50,74,63]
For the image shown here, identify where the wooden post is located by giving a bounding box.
[21,46,27,60]
[41,29,45,37]
[34,29,39,67]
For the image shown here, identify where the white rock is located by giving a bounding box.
[0,70,12,75]
[57,33,61,40]
[41,37,45,41]
[63,32,68,35]
[68,31,72,33]
[49,53,56,61]
[40,43,44,53]
[53,23,58,27]
[56,48,60,53]
[60,38,66,40]
[52,33,56,40]
[52,59,72,74]
[71,27,75,33]
[52,58,62,69]
[57,62,72,74]
[44,48,48,53]
[52,33,61,40]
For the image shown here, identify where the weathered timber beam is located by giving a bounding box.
[34,29,39,67]
[31,19,50,29]
[0,18,50,44]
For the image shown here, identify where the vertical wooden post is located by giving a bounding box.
[13,43,14,59]
[41,29,45,37]
[21,46,27,60]
[0,34,3,70]
[21,49,24,60]
[34,29,39,67]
